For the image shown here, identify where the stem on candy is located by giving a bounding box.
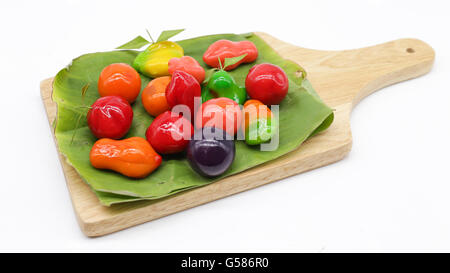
[146,29,155,44]
[218,56,223,70]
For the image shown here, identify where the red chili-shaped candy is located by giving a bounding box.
[165,70,201,120]
[145,111,194,154]
[87,96,133,139]
[203,40,258,71]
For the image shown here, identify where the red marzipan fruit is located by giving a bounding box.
[87,95,133,139]
[165,70,201,120]
[195,97,242,136]
[146,111,194,154]
[245,63,289,105]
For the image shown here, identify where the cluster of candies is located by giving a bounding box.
[85,34,289,179]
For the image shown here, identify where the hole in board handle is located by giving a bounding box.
[406,48,415,53]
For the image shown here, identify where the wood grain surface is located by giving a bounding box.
[40,32,435,237]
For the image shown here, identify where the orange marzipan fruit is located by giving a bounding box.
[90,137,162,179]
[141,76,172,117]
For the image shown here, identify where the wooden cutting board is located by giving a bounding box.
[41,32,435,237]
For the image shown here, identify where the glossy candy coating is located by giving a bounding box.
[242,100,272,130]
[168,56,205,84]
[145,111,194,154]
[187,127,235,177]
[90,137,162,178]
[245,117,278,145]
[87,95,133,139]
[97,63,141,103]
[243,99,278,145]
[195,97,242,136]
[245,63,289,105]
[141,76,171,117]
[202,70,247,105]
[133,41,184,78]
[203,40,258,70]
[165,70,201,120]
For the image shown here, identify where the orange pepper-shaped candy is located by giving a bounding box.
[90,137,162,178]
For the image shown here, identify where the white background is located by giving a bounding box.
[1,0,449,252]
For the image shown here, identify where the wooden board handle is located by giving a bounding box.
[342,38,436,106]
[257,33,435,108]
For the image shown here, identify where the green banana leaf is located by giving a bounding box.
[52,33,334,206]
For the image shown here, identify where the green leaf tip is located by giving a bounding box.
[156,29,185,42]
[120,29,184,48]
[223,54,247,70]
[116,35,150,49]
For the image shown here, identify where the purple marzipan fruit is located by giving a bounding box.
[187,127,235,177]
